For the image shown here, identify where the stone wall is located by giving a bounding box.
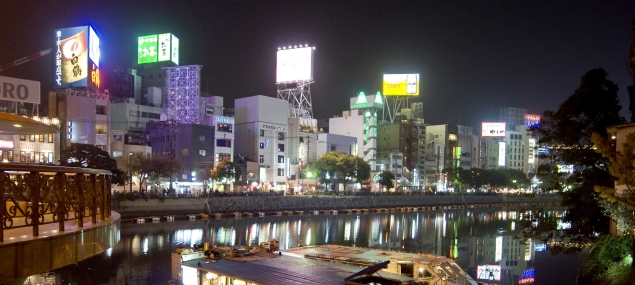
[112,194,561,218]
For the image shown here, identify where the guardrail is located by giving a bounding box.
[1,163,112,242]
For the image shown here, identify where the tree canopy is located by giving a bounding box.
[60,144,127,186]
[210,161,242,191]
[518,68,626,254]
[131,154,184,193]
[313,151,371,191]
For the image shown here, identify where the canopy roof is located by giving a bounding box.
[0,112,59,135]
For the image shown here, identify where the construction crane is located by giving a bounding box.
[0,48,52,72]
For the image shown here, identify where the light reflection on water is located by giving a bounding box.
[48,206,580,285]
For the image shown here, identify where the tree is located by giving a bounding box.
[130,154,183,194]
[341,155,371,192]
[377,171,395,192]
[520,68,626,253]
[592,132,635,275]
[210,161,242,191]
[313,152,371,192]
[60,144,127,186]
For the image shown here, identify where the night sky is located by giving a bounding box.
[1,1,634,130]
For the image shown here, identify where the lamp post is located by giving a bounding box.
[129,152,133,195]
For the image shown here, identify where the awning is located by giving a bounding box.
[344,260,390,281]
[0,112,59,135]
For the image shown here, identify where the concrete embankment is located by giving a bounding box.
[112,194,561,219]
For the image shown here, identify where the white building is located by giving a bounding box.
[234,95,289,192]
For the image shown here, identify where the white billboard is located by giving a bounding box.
[276,47,313,83]
[477,264,501,281]
[482,122,506,137]
[0,76,40,104]
[498,142,506,166]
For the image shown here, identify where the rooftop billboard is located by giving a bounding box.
[276,46,314,83]
[481,122,506,137]
[138,33,179,65]
[382,74,419,96]
[54,25,100,90]
[477,264,501,281]
[525,114,541,128]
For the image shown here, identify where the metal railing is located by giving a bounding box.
[1,163,112,242]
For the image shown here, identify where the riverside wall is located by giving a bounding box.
[112,194,561,219]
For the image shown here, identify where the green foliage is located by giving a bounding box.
[211,161,242,191]
[442,167,530,192]
[61,144,128,186]
[131,154,184,193]
[579,235,634,285]
[313,151,371,190]
[377,171,395,191]
[525,68,625,254]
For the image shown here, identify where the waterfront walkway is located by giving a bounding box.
[112,193,561,219]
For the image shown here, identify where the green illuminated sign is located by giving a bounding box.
[138,35,158,64]
[138,33,180,65]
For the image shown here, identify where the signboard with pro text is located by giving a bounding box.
[54,25,100,90]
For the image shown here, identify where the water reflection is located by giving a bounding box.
[43,205,577,285]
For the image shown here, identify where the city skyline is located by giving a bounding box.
[1,1,634,129]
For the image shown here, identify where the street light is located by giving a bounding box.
[129,152,133,195]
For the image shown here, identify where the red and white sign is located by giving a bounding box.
[0,140,14,149]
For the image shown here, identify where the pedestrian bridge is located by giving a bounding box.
[0,164,120,283]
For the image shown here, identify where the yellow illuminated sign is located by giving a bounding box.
[382,74,419,96]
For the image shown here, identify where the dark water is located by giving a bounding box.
[45,206,581,285]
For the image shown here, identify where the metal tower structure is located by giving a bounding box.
[277,81,313,118]
[165,65,202,124]
[276,45,315,118]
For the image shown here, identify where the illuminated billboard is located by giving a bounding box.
[481,122,506,137]
[383,74,419,96]
[498,142,506,166]
[276,46,314,83]
[54,25,100,90]
[477,264,501,281]
[525,114,541,128]
[138,33,179,65]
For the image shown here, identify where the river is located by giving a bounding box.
[31,205,583,285]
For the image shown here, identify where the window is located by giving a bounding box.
[260,129,265,137]
[39,152,45,163]
[29,135,35,142]
[39,135,44,142]
[260,142,265,149]
[299,137,304,143]
[96,105,106,115]
[278,155,284,163]
[19,135,26,141]
[113,151,123,158]
[278,132,285,140]
[47,153,53,163]
[48,134,53,143]
[29,151,35,162]
[217,123,232,133]
[199,150,206,156]
[277,168,284,176]
[217,139,232,148]
[278,144,284,152]
[7,150,13,162]
[330,144,336,151]
[20,151,26,162]
[259,155,264,164]
[199,135,205,141]
[181,149,189,156]
[218,153,231,162]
